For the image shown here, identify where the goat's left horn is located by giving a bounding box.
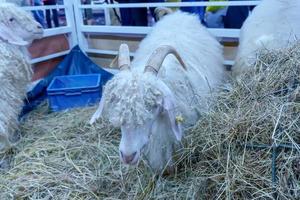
[118,43,131,71]
[144,45,187,75]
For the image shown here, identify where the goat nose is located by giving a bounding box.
[120,151,137,164]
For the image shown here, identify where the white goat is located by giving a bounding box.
[90,11,225,172]
[233,0,300,76]
[0,2,43,153]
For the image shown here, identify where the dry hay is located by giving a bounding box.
[0,104,208,200]
[185,42,300,199]
[0,43,300,199]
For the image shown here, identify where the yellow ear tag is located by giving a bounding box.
[175,116,184,124]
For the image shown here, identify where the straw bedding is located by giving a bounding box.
[0,43,299,199]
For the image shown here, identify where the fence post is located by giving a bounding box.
[72,0,89,52]
[64,0,79,48]
[104,2,111,25]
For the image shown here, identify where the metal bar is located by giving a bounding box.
[271,145,277,199]
[81,25,241,38]
[243,143,298,150]
[85,48,235,66]
[64,1,79,47]
[85,48,133,56]
[43,26,72,37]
[82,25,150,34]
[74,0,89,51]
[23,5,66,11]
[30,50,70,64]
[244,143,270,149]
[103,3,112,26]
[277,143,297,149]
[78,1,261,9]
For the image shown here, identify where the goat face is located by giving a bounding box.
[119,86,183,169]
[0,3,43,46]
[119,121,154,165]
[91,72,183,168]
[118,78,183,168]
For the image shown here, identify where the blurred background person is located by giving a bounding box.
[82,0,94,25]
[223,0,255,29]
[205,0,228,28]
[32,0,46,28]
[180,0,207,24]
[43,0,59,28]
[116,0,165,26]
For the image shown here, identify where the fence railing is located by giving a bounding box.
[24,2,77,64]
[75,0,261,66]
[25,0,262,65]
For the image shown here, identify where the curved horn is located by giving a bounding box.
[118,43,131,71]
[144,45,187,75]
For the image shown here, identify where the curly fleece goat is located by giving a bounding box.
[0,2,43,153]
[91,11,225,172]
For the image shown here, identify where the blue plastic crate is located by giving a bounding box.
[47,74,102,111]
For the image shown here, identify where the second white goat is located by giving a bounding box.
[233,0,300,76]
[90,11,225,172]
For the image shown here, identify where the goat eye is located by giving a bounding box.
[9,18,15,22]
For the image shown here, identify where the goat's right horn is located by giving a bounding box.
[144,45,187,75]
[118,44,131,71]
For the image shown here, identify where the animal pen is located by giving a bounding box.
[1,0,299,199]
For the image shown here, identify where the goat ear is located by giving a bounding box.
[89,93,105,124]
[0,23,29,46]
[162,96,183,141]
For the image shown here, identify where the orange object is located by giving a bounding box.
[28,34,69,81]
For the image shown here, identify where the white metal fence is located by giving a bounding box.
[24,2,76,64]
[24,0,261,66]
